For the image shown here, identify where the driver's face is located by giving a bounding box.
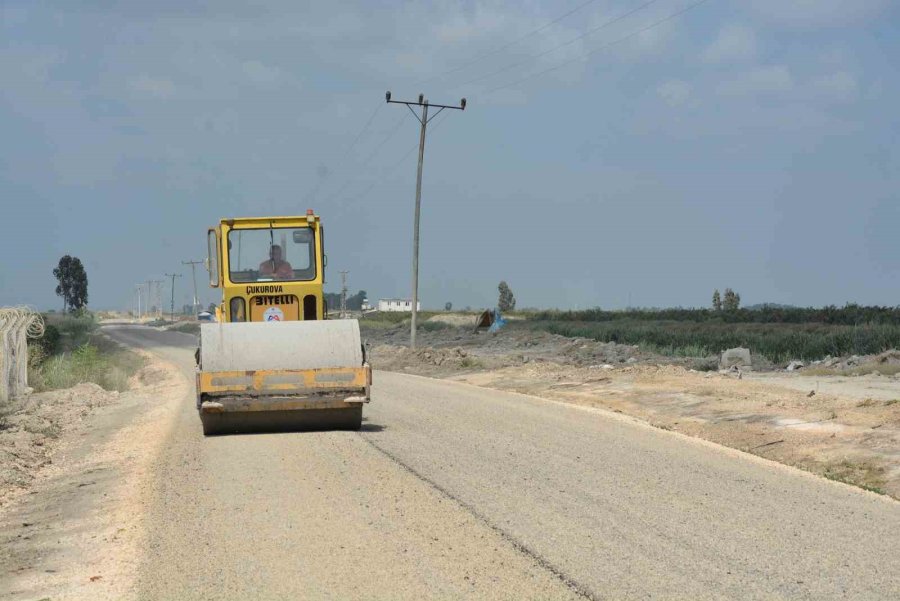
[270,246,282,261]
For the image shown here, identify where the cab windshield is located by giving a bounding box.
[228,227,316,283]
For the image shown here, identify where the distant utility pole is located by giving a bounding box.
[147,279,164,319]
[386,90,466,349]
[340,270,349,319]
[165,273,182,323]
[134,285,143,320]
[182,260,203,315]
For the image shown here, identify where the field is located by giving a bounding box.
[356,306,900,364]
[528,320,900,364]
[517,305,900,364]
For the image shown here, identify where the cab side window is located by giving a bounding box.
[208,230,219,286]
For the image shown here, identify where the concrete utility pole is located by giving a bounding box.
[145,281,153,317]
[134,285,143,320]
[385,91,466,349]
[340,270,349,319]
[182,260,203,315]
[147,279,164,319]
[165,273,182,323]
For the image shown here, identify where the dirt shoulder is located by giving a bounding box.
[365,321,900,499]
[0,349,187,600]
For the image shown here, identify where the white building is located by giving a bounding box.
[377,298,420,312]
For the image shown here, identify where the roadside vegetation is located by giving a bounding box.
[529,304,900,326]
[168,320,200,334]
[528,320,900,364]
[524,304,900,364]
[358,310,441,330]
[28,314,145,392]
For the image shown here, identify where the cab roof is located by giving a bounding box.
[221,214,319,228]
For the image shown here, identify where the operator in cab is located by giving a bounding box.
[259,244,293,279]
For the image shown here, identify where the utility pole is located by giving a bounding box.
[165,273,182,323]
[386,91,466,349]
[147,279,164,319]
[340,270,349,319]
[182,260,203,315]
[134,285,143,320]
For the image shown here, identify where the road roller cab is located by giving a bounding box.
[197,213,371,435]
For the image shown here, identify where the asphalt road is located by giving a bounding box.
[107,326,900,600]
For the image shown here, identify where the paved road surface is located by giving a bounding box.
[106,326,900,600]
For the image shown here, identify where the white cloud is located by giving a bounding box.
[717,65,793,97]
[702,24,757,63]
[610,18,678,62]
[242,60,283,85]
[744,0,891,28]
[434,6,508,44]
[129,75,175,99]
[810,71,859,103]
[657,79,692,107]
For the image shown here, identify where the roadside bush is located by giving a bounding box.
[49,314,98,350]
[419,321,450,332]
[169,321,200,334]
[28,329,146,393]
[36,324,61,355]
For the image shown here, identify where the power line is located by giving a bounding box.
[324,110,455,228]
[341,110,453,208]
[321,111,410,205]
[484,0,712,95]
[417,0,604,86]
[305,102,382,204]
[453,0,664,90]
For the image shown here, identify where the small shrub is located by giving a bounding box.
[460,356,481,369]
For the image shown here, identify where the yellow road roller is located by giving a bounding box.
[196,212,371,435]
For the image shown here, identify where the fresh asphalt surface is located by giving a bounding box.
[106,326,900,600]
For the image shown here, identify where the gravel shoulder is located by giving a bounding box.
[0,346,186,600]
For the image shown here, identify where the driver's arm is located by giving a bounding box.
[275,261,293,278]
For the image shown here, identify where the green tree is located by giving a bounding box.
[445,302,453,311]
[53,255,88,313]
[723,288,741,312]
[347,290,367,311]
[498,281,516,312]
[712,289,722,312]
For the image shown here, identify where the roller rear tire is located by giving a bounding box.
[200,406,362,436]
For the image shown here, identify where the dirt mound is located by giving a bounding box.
[371,344,481,372]
[873,350,900,365]
[426,314,475,328]
[0,383,118,504]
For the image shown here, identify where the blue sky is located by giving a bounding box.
[1,0,898,311]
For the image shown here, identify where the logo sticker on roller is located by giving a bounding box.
[263,307,285,322]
